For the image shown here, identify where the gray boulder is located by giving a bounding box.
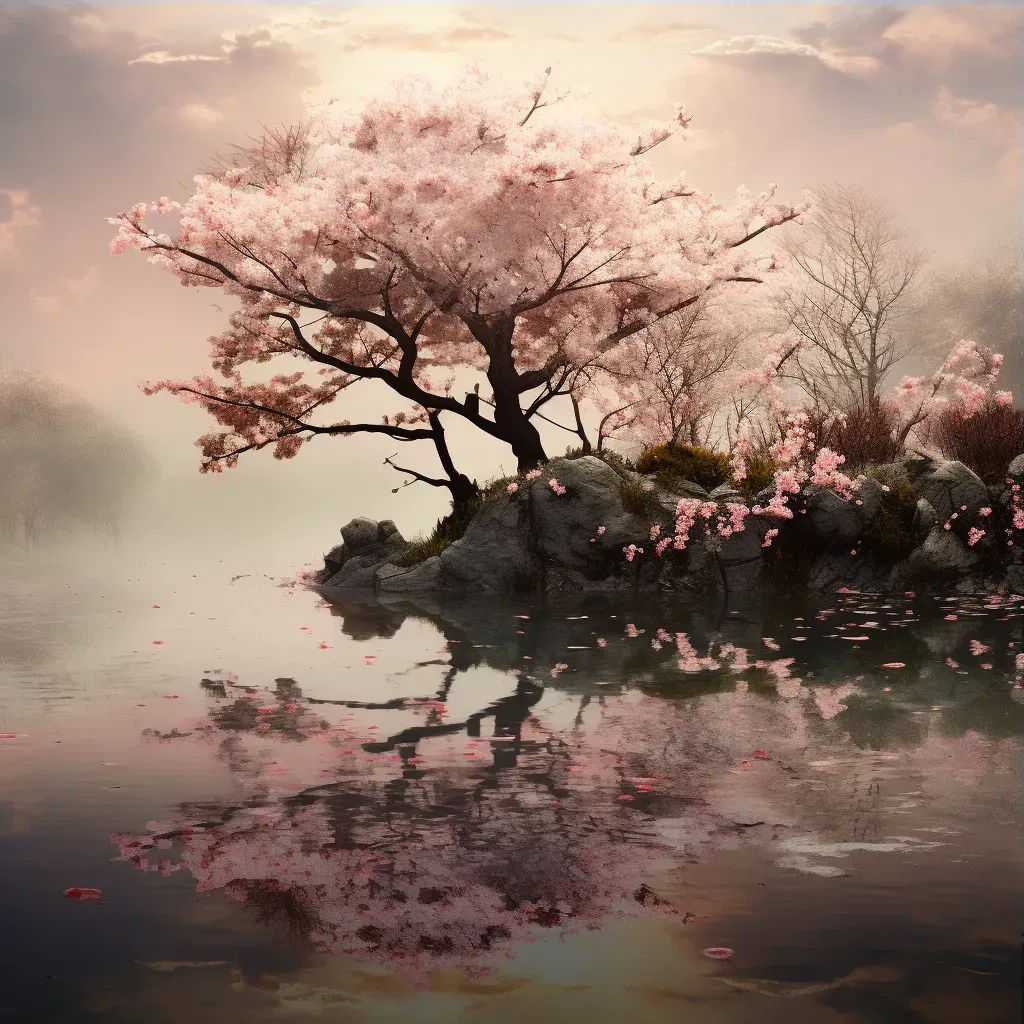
[1008,454,1024,481]
[325,552,386,589]
[530,457,665,580]
[707,483,742,501]
[804,484,862,544]
[378,520,400,540]
[1000,564,1024,595]
[323,543,347,578]
[440,493,539,592]
[851,476,884,526]
[905,527,980,579]
[809,550,892,594]
[910,460,987,523]
[377,556,447,593]
[913,498,938,542]
[322,518,408,588]
[675,479,712,500]
[341,517,381,551]
[716,523,764,567]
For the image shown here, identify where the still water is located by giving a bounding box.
[1,539,1021,1023]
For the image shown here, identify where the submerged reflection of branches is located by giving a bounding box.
[116,674,732,984]
[115,592,1022,984]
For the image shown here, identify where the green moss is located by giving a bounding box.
[635,443,734,492]
[393,531,454,567]
[619,476,660,518]
[736,456,777,501]
[862,465,918,558]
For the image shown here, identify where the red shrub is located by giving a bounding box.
[801,401,904,472]
[920,399,1024,484]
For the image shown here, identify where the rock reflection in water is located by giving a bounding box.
[109,588,1022,992]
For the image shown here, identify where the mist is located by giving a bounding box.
[0,368,151,544]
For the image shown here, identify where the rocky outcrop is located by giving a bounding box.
[321,519,410,588]
[317,452,1024,598]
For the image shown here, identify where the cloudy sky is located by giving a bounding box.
[0,1,1020,553]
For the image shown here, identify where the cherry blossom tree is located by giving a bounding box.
[110,64,809,505]
[889,338,1013,449]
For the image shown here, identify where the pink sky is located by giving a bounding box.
[0,2,1019,543]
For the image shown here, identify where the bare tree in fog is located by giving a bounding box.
[0,370,150,544]
[775,183,928,412]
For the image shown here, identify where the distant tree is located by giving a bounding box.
[904,243,1023,395]
[0,370,149,544]
[776,183,927,413]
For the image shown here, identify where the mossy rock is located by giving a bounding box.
[861,465,918,559]
[635,444,735,492]
[618,475,661,517]
[736,456,777,501]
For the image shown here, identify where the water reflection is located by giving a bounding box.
[108,588,1022,999]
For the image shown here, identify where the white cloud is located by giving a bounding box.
[179,103,225,129]
[932,87,1020,188]
[690,34,880,76]
[883,5,1020,64]
[65,266,100,297]
[0,188,42,262]
[128,50,225,66]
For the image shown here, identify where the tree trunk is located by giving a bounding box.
[448,472,479,522]
[482,319,548,472]
[502,413,548,473]
[428,411,480,525]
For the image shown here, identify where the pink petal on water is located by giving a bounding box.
[64,887,102,900]
[703,947,734,960]
[881,662,906,669]
[0,733,23,739]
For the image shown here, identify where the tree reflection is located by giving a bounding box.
[116,674,735,984]
[113,589,1022,984]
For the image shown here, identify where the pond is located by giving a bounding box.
[1,540,1021,1023]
